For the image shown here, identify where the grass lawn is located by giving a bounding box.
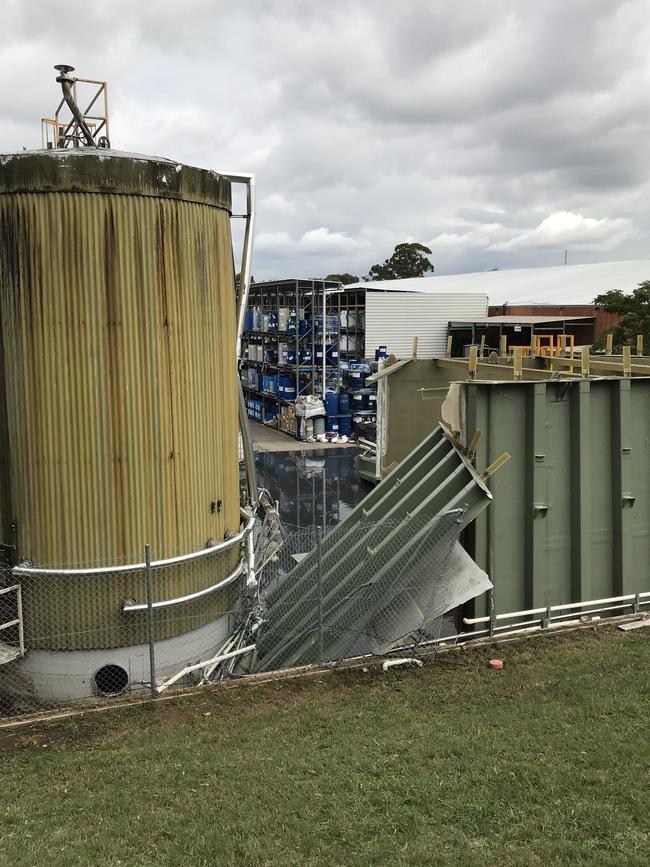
[1,626,649,866]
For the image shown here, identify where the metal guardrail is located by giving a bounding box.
[12,510,255,579]
[461,591,650,637]
[0,584,24,661]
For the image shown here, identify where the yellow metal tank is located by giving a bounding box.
[0,149,241,651]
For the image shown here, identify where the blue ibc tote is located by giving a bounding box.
[325,392,339,415]
[375,345,388,361]
[352,392,368,411]
[339,414,352,436]
[326,342,339,364]
[347,369,366,389]
[338,392,350,414]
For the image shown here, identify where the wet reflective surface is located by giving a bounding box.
[254,447,373,529]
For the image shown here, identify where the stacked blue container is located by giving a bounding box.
[325,391,339,435]
[338,391,351,437]
[326,342,339,365]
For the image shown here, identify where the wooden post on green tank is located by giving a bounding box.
[623,345,632,377]
[606,333,613,355]
[499,335,507,359]
[468,345,478,379]
[636,334,643,357]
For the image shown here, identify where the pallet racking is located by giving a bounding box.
[240,279,343,424]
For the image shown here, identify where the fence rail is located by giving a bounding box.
[0,584,23,665]
[0,519,648,724]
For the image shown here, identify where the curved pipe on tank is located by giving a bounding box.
[226,173,256,345]
[224,171,258,506]
[122,560,246,612]
[55,66,96,147]
[13,509,255,578]
[238,382,259,505]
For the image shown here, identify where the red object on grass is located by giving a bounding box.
[489,658,504,670]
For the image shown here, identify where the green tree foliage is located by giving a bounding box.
[367,242,434,281]
[325,273,359,285]
[235,273,255,289]
[594,281,650,347]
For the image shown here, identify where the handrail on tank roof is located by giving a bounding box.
[12,509,255,578]
[225,170,259,507]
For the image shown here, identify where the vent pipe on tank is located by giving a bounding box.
[54,64,97,147]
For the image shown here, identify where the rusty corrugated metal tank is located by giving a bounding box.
[0,149,241,649]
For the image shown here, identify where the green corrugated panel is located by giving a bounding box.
[464,379,650,619]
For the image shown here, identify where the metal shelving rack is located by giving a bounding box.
[337,285,379,444]
[240,279,342,425]
[255,451,343,529]
[338,285,366,362]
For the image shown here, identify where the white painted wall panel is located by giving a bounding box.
[364,291,488,359]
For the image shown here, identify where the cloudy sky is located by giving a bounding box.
[2,0,650,279]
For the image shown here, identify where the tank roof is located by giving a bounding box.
[0,149,231,210]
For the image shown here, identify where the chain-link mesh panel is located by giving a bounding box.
[0,509,491,721]
[253,511,469,672]
[0,542,246,721]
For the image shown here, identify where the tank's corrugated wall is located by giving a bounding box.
[0,187,240,649]
[464,379,650,618]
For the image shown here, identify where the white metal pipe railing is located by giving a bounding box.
[227,172,255,353]
[463,591,650,625]
[14,509,255,579]
[122,561,246,613]
[0,584,24,657]
[226,171,258,507]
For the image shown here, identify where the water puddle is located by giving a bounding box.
[254,446,372,530]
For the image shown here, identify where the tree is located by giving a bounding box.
[367,242,434,281]
[235,273,255,289]
[325,273,359,285]
[594,281,650,347]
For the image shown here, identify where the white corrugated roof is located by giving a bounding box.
[347,260,650,306]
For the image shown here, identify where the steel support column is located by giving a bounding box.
[611,378,634,595]
[570,380,591,602]
[526,383,547,608]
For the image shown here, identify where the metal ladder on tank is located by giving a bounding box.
[0,585,24,665]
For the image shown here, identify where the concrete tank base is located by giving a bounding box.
[14,614,232,704]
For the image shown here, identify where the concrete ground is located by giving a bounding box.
[249,421,357,453]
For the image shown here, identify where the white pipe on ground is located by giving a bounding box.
[157,644,257,694]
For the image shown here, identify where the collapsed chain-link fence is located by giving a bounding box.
[253,511,490,672]
[0,510,490,722]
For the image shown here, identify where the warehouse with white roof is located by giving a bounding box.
[343,260,650,358]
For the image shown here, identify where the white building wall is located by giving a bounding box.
[364,291,488,359]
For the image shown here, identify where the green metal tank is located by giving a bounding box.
[0,149,242,659]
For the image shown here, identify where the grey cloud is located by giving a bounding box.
[1,0,650,279]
